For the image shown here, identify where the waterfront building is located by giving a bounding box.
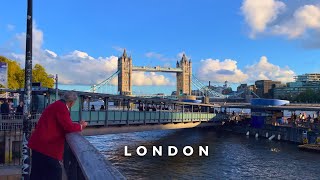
[294,73,320,85]
[273,73,320,100]
[255,80,282,99]
[236,84,257,101]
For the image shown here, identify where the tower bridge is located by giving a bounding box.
[118,49,192,96]
[90,49,252,100]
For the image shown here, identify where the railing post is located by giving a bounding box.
[87,97,90,110]
[182,105,184,123]
[126,99,129,125]
[191,105,194,122]
[198,106,200,121]
[144,101,146,125]
[88,97,92,123]
[79,96,83,122]
[123,99,125,111]
[158,104,161,124]
[104,97,109,127]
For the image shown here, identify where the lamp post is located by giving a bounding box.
[48,74,58,101]
[22,0,33,179]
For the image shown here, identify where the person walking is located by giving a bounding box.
[91,105,95,111]
[1,99,10,119]
[16,101,23,114]
[28,91,88,180]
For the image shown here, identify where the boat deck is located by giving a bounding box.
[298,144,320,152]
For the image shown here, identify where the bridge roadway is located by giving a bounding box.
[0,110,223,136]
[132,66,183,73]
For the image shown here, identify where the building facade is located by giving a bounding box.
[294,73,320,84]
[255,80,281,99]
[273,73,320,99]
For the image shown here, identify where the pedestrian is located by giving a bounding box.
[16,101,24,114]
[91,105,95,111]
[100,105,105,110]
[28,91,88,180]
[1,99,9,119]
[8,100,14,114]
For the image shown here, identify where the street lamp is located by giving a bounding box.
[48,74,58,101]
[22,0,33,178]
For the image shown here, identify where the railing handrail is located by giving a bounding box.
[65,133,126,180]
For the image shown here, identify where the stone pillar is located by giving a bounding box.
[176,54,192,96]
[118,49,132,95]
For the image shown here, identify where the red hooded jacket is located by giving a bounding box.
[28,100,81,160]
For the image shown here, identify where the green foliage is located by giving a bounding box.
[0,56,24,89]
[0,56,54,89]
[32,64,54,88]
[294,89,320,103]
[0,84,5,94]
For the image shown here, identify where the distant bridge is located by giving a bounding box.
[132,66,183,73]
[88,49,255,100]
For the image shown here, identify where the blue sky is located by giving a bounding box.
[1,0,320,94]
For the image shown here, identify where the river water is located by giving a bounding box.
[87,128,320,179]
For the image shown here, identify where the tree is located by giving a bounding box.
[294,89,319,103]
[0,56,54,89]
[0,56,24,89]
[32,64,54,88]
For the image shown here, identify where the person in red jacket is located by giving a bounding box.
[28,91,88,180]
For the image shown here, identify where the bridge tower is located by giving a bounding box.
[118,49,132,95]
[176,54,192,96]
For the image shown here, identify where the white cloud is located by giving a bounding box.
[7,24,15,31]
[241,0,286,37]
[197,56,295,84]
[45,49,57,58]
[15,22,44,57]
[132,72,174,86]
[245,56,295,82]
[64,50,94,60]
[241,0,320,42]
[197,59,248,83]
[10,49,119,85]
[272,5,320,38]
[3,24,174,87]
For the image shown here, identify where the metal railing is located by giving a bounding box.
[0,113,40,166]
[0,114,41,131]
[71,110,216,126]
[64,133,126,179]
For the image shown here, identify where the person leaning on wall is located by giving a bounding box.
[28,91,88,180]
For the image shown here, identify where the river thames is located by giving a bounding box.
[87,128,320,179]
